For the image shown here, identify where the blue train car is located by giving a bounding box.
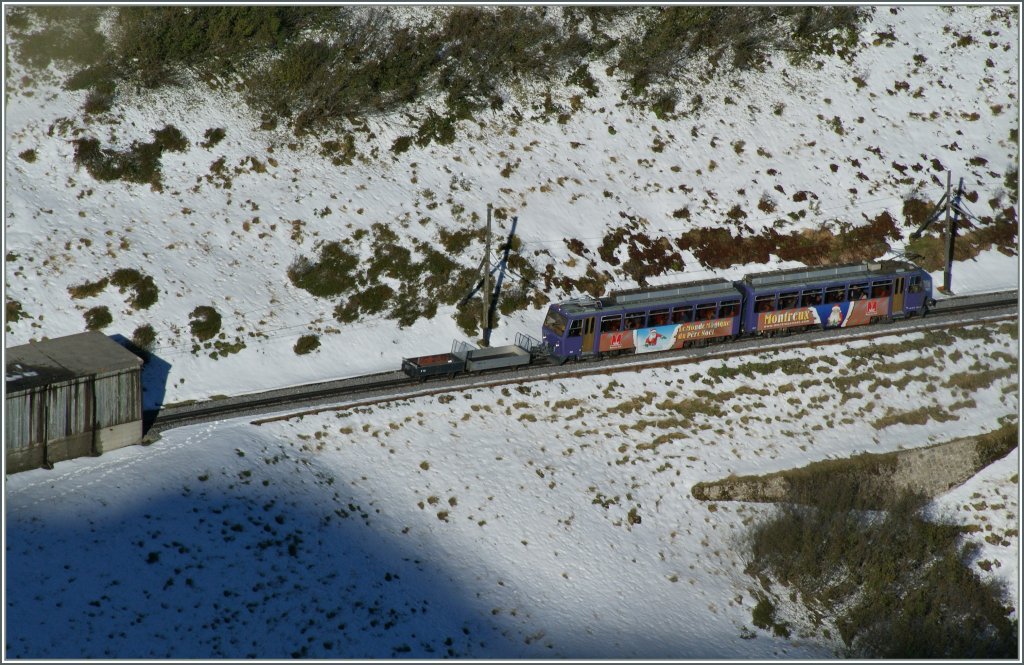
[541,278,743,363]
[736,260,934,336]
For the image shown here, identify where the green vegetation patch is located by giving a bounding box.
[287,241,359,298]
[131,324,157,352]
[293,334,321,355]
[293,222,508,331]
[745,490,1017,657]
[68,277,109,299]
[83,305,112,331]
[110,268,159,310]
[189,305,222,342]
[8,6,107,71]
[5,299,27,327]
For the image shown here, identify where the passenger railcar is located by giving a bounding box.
[541,260,934,363]
[737,260,934,337]
[541,277,743,363]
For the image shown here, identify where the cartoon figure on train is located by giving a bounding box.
[827,303,844,327]
[644,328,668,348]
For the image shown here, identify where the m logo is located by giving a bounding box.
[867,300,878,315]
[610,333,623,348]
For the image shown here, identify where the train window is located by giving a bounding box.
[719,300,740,317]
[624,312,645,330]
[909,276,923,293]
[870,281,892,298]
[671,306,693,323]
[825,286,846,303]
[695,304,717,321]
[601,315,622,333]
[567,319,582,338]
[754,295,776,312]
[849,282,869,300]
[800,289,823,307]
[648,308,669,326]
[543,308,567,335]
[778,291,799,310]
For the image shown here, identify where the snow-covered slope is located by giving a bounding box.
[3,5,1019,408]
[5,321,1017,658]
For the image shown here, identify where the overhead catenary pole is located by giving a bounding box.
[481,204,492,346]
[941,173,965,295]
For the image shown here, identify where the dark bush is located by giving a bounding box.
[189,305,222,342]
[83,306,112,331]
[72,137,165,187]
[746,491,1017,658]
[293,334,321,355]
[200,127,226,149]
[110,268,159,310]
[131,324,157,351]
[6,299,27,325]
[287,242,359,298]
[113,6,314,87]
[68,277,109,299]
[152,125,189,152]
[18,149,37,163]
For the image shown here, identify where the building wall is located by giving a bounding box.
[4,368,143,473]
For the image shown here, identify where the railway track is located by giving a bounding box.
[144,289,1018,436]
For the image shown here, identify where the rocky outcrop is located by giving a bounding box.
[692,424,1018,509]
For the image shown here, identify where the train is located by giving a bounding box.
[402,259,936,378]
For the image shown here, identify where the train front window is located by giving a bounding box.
[543,308,567,336]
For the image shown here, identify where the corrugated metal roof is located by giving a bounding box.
[6,332,142,394]
[741,260,917,289]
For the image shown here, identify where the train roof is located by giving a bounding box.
[557,277,738,315]
[740,260,920,290]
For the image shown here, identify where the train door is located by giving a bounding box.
[892,276,905,316]
[582,316,596,355]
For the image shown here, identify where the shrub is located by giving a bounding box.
[152,124,189,152]
[293,334,320,355]
[132,324,157,351]
[18,149,37,163]
[113,6,314,87]
[5,299,26,325]
[84,305,112,330]
[72,137,164,188]
[746,491,1017,658]
[189,305,222,341]
[200,127,226,149]
[68,277,109,299]
[110,268,159,309]
[287,241,359,298]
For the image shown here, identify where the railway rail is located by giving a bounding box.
[144,289,1018,437]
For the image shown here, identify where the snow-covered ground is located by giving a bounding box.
[3,5,1021,659]
[5,320,1018,658]
[3,5,1019,408]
